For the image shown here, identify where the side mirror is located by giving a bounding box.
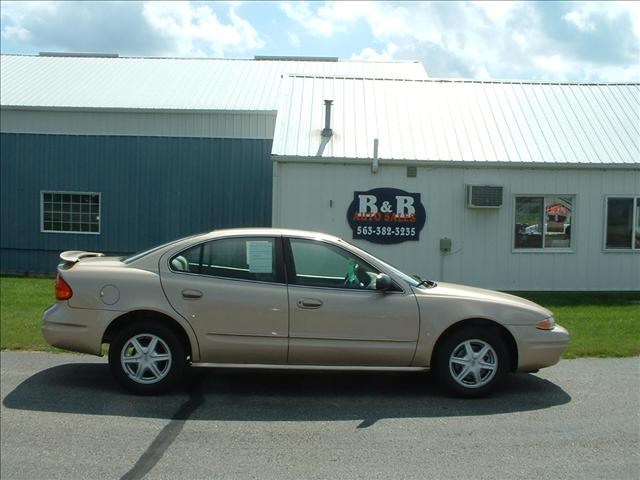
[375,273,392,291]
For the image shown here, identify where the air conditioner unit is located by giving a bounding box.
[466,185,503,208]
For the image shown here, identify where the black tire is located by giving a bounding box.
[434,327,509,398]
[108,321,187,395]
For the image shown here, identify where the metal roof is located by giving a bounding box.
[0,54,427,111]
[272,76,640,166]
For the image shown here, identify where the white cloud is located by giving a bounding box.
[1,1,637,81]
[0,0,56,22]
[280,1,406,38]
[1,0,55,42]
[351,42,398,61]
[532,54,572,78]
[471,1,518,24]
[282,1,640,81]
[1,1,264,57]
[142,2,264,56]
[3,24,30,42]
[283,1,356,36]
[563,10,596,32]
[280,2,335,37]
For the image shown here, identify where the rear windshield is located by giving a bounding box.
[122,234,202,264]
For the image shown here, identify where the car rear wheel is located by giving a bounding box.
[108,322,187,395]
[434,327,509,398]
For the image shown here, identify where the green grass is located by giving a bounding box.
[513,292,640,358]
[1,276,638,358]
[0,276,61,352]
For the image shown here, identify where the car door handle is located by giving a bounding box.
[297,298,323,309]
[182,289,203,299]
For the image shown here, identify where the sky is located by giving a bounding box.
[1,0,638,82]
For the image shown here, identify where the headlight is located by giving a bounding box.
[536,316,556,330]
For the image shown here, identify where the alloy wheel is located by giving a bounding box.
[120,333,173,384]
[448,339,498,389]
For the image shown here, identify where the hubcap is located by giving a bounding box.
[121,334,172,385]
[449,339,498,389]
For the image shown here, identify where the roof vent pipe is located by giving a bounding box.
[321,100,333,138]
[371,138,379,174]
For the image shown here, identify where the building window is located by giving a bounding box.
[605,197,640,250]
[514,195,573,250]
[41,192,100,234]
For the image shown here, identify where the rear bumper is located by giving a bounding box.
[511,324,569,372]
[42,303,118,356]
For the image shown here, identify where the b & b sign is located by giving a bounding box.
[346,188,426,244]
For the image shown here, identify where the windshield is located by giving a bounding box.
[373,257,428,288]
[338,239,430,288]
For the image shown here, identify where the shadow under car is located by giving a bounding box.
[3,363,571,427]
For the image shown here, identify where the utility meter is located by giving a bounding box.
[440,237,452,254]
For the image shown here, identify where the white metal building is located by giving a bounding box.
[0,54,427,273]
[3,54,639,289]
[272,76,640,291]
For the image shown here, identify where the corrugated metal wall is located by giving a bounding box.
[273,162,640,291]
[0,110,277,140]
[1,133,273,273]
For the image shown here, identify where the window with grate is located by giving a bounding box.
[41,192,100,234]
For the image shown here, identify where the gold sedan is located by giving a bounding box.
[43,229,568,397]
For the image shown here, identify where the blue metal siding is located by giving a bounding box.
[0,133,273,273]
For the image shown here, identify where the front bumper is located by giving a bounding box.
[511,324,570,372]
[42,303,117,356]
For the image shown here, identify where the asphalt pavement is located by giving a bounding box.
[1,352,638,480]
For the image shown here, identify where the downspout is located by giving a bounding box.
[321,100,333,138]
[371,138,379,174]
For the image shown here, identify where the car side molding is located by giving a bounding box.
[188,363,430,372]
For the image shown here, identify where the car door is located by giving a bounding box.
[160,235,288,364]
[284,237,420,366]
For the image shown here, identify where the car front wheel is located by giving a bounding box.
[434,327,509,398]
[108,322,187,395]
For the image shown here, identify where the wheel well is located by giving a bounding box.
[102,310,192,359]
[431,318,518,372]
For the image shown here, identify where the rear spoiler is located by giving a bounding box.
[59,250,105,266]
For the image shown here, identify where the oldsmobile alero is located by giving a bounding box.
[42,228,568,396]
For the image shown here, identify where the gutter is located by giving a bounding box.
[0,106,279,116]
[271,155,640,171]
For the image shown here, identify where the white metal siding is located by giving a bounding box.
[273,163,640,291]
[0,109,276,139]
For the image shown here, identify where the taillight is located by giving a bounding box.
[55,274,73,300]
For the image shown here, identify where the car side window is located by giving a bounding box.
[170,237,281,283]
[169,245,202,273]
[288,238,380,290]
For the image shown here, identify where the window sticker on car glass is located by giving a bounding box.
[246,241,273,273]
